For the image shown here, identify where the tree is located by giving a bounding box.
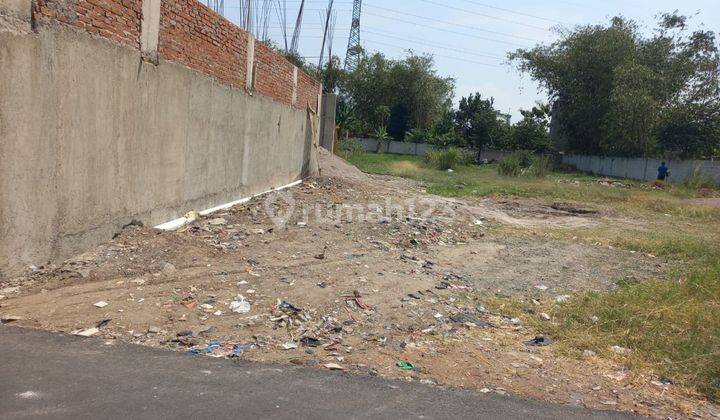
[512,104,553,153]
[340,52,455,140]
[454,93,509,158]
[509,14,720,158]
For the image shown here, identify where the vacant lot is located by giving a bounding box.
[1,151,718,418]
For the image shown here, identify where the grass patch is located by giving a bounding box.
[546,262,720,401]
[424,147,469,171]
[346,151,720,400]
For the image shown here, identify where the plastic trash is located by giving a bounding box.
[396,361,414,370]
[229,295,251,313]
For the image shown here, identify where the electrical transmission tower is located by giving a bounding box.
[344,0,362,71]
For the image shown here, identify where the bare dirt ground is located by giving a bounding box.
[1,152,717,418]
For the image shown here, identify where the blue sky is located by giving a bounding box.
[223,0,720,121]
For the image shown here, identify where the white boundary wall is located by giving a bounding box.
[562,155,720,185]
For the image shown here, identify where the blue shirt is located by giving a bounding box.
[658,165,668,178]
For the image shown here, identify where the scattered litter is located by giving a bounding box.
[300,337,321,347]
[148,326,161,334]
[180,296,197,309]
[1,315,25,324]
[555,295,572,303]
[229,295,251,313]
[208,217,227,226]
[610,345,629,354]
[93,301,108,308]
[324,363,345,370]
[582,349,596,358]
[281,342,298,350]
[184,211,200,223]
[449,313,489,328]
[539,312,551,320]
[534,285,548,291]
[525,335,553,347]
[189,340,254,358]
[396,361,414,370]
[95,319,112,328]
[73,327,100,337]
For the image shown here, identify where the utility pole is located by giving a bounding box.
[344,0,362,71]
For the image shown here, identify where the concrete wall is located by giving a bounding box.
[352,138,433,156]
[0,26,317,277]
[562,155,720,185]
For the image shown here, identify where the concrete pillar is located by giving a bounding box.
[319,93,336,152]
[292,67,298,107]
[140,0,161,63]
[246,34,255,93]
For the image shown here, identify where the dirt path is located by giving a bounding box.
[0,152,714,419]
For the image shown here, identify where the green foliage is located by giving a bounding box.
[404,128,430,144]
[336,99,360,138]
[528,155,553,178]
[341,52,454,140]
[372,125,392,144]
[511,105,553,153]
[424,147,464,171]
[338,138,366,160]
[510,14,720,158]
[498,152,552,177]
[454,93,510,153]
[497,155,522,177]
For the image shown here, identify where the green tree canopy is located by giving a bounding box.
[454,93,510,156]
[340,52,455,141]
[509,14,720,158]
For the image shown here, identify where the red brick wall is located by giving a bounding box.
[34,0,142,49]
[32,0,319,110]
[158,0,247,90]
[253,42,294,106]
[297,71,320,112]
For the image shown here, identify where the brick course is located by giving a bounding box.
[32,0,319,110]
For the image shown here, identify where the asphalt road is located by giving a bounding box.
[0,326,634,419]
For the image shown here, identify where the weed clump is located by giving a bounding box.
[498,151,553,178]
[424,147,464,171]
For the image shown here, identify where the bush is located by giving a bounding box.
[498,152,553,177]
[424,147,464,171]
[404,128,429,144]
[529,155,553,178]
[339,138,366,160]
[498,155,522,176]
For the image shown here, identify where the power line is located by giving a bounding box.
[417,0,550,31]
[364,4,537,43]
[362,10,526,47]
[362,28,504,60]
[266,27,508,61]
[458,0,567,25]
[362,38,503,67]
